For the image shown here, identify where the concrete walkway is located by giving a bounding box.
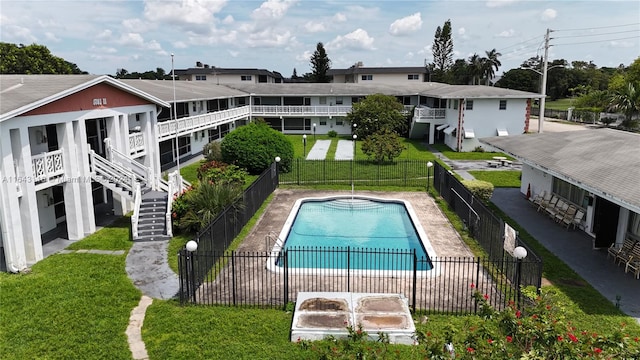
[306,139,331,160]
[125,240,180,300]
[492,188,640,323]
[334,140,355,160]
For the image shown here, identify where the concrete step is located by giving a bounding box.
[134,234,171,242]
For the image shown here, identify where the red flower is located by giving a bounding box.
[594,347,602,354]
[557,336,564,342]
[568,333,578,343]
[487,339,493,344]
[467,347,475,353]
[470,283,476,289]
[483,294,489,300]
[546,305,551,310]
[531,314,538,319]
[515,310,521,318]
[506,336,513,343]
[634,337,639,342]
[172,212,177,218]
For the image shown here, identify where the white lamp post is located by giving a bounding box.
[302,134,307,157]
[185,240,198,301]
[513,246,528,307]
[312,123,317,140]
[426,161,434,192]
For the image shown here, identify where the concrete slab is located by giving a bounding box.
[334,140,355,160]
[492,188,640,324]
[125,240,179,300]
[306,140,331,160]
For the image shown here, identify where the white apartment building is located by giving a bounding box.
[1,74,538,271]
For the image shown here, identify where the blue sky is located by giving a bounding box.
[1,0,638,77]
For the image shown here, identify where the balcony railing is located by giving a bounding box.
[157,106,251,141]
[251,105,352,117]
[32,149,64,188]
[129,133,145,156]
[414,106,446,120]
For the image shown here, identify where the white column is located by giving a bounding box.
[16,127,43,264]
[616,208,630,246]
[428,123,435,144]
[75,120,96,235]
[0,127,28,272]
[106,114,130,215]
[57,122,84,240]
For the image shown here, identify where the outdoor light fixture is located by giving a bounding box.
[186,240,198,252]
[302,134,307,157]
[185,239,198,301]
[312,123,317,140]
[426,161,434,192]
[513,246,528,308]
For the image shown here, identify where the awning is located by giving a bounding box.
[436,124,449,131]
[497,128,509,136]
[443,126,455,135]
[464,128,475,139]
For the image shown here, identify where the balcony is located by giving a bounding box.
[157,106,251,141]
[414,106,446,121]
[31,149,64,190]
[129,133,145,157]
[251,105,352,117]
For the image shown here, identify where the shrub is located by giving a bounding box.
[221,120,294,174]
[462,179,494,202]
[203,141,223,161]
[172,181,244,233]
[327,130,338,138]
[196,160,247,187]
[473,146,485,153]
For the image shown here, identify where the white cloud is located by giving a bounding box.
[304,21,326,33]
[143,0,226,33]
[89,45,118,54]
[245,28,294,47]
[122,18,152,33]
[495,29,515,38]
[173,41,188,49]
[458,27,466,36]
[541,8,557,21]
[389,12,422,36]
[222,15,234,24]
[486,0,517,8]
[333,13,347,22]
[97,29,113,40]
[3,25,38,43]
[44,32,61,42]
[228,50,239,57]
[296,50,312,61]
[327,29,375,50]
[251,0,296,21]
[608,40,635,48]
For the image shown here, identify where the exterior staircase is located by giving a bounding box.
[136,190,171,241]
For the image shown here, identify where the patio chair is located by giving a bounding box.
[546,199,567,218]
[565,209,585,230]
[538,194,557,213]
[607,243,622,261]
[615,240,639,266]
[625,256,640,279]
[556,205,576,224]
[531,191,547,206]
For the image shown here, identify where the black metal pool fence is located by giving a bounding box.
[178,248,541,314]
[178,160,543,312]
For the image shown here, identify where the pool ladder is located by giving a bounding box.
[265,231,284,253]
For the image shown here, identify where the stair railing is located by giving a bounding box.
[104,138,154,189]
[131,182,142,239]
[88,148,136,198]
[165,176,175,238]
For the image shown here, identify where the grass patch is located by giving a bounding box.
[431,143,513,161]
[468,170,522,188]
[544,98,575,111]
[177,160,202,184]
[0,254,140,360]
[66,216,133,251]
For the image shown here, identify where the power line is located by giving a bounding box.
[554,22,640,32]
[497,34,544,52]
[554,29,640,39]
[554,35,640,47]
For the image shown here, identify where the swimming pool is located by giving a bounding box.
[266,195,438,275]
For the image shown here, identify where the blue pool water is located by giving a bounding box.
[277,198,433,271]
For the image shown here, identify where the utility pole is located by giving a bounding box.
[538,28,551,133]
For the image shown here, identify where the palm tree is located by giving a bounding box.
[484,49,502,85]
[468,53,483,85]
[608,82,640,129]
[176,181,244,233]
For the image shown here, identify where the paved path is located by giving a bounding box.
[125,241,180,300]
[306,139,331,160]
[334,140,355,160]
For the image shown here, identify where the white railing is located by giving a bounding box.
[157,106,251,141]
[251,105,352,117]
[131,182,142,239]
[414,106,446,120]
[164,170,185,238]
[104,138,154,189]
[88,148,136,198]
[128,133,145,156]
[32,149,64,185]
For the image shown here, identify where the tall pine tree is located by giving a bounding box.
[309,42,331,83]
[432,19,453,72]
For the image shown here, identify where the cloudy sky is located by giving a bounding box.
[1,0,638,77]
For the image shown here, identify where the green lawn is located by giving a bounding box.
[431,143,513,161]
[544,98,575,111]
[468,170,522,188]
